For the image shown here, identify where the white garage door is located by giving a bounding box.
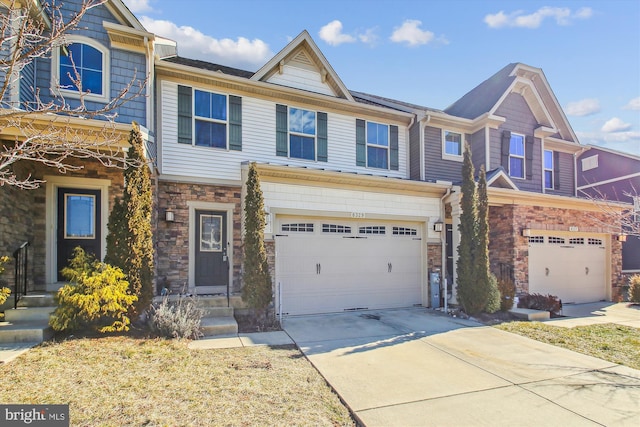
[276,218,423,315]
[528,234,607,303]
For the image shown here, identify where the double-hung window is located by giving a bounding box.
[544,149,554,189]
[276,105,327,161]
[194,90,227,148]
[509,133,525,179]
[443,130,463,160]
[367,122,389,169]
[355,119,399,170]
[289,107,316,160]
[177,85,242,150]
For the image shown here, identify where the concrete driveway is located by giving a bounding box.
[283,308,640,426]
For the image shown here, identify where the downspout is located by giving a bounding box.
[440,187,451,313]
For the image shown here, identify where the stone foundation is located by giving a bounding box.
[155,180,243,294]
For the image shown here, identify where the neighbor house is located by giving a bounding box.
[0,0,152,294]
[577,145,640,276]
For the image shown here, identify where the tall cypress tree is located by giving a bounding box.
[241,163,273,320]
[475,165,491,309]
[105,123,154,317]
[456,142,478,314]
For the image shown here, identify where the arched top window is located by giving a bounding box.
[53,36,109,102]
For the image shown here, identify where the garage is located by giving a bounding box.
[528,233,608,303]
[275,217,424,315]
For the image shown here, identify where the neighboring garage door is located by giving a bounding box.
[276,218,423,315]
[528,234,607,303]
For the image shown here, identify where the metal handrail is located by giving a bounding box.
[13,241,29,310]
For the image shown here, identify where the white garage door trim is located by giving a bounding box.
[528,233,608,303]
[275,217,425,316]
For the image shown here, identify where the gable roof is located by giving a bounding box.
[445,63,579,144]
[251,30,354,101]
[104,0,147,32]
[163,56,254,79]
[486,167,519,190]
[444,63,517,120]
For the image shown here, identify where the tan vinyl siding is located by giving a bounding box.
[158,80,408,182]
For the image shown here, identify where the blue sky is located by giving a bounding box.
[124,0,640,155]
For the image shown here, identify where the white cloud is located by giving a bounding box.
[124,0,153,13]
[390,20,435,46]
[485,6,593,29]
[358,28,379,45]
[565,98,600,116]
[319,20,356,46]
[140,17,272,70]
[623,97,640,110]
[602,117,633,133]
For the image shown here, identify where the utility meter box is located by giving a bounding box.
[430,271,441,308]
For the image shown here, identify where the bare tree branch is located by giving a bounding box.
[0,0,149,189]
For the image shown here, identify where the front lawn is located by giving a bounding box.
[0,337,355,426]
[496,322,640,370]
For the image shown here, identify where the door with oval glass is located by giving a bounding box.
[195,210,229,291]
[57,188,101,281]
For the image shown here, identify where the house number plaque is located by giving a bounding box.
[350,212,366,218]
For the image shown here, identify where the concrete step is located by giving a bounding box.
[16,294,56,308]
[196,296,247,309]
[509,308,551,321]
[4,307,55,322]
[0,320,53,344]
[200,307,234,318]
[200,317,238,337]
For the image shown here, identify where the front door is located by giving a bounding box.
[195,210,229,290]
[57,188,101,281]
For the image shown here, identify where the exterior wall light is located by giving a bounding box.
[616,234,627,242]
[434,221,444,232]
[165,210,175,222]
[522,228,531,237]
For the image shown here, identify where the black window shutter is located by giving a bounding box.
[390,125,399,171]
[276,104,288,157]
[317,112,328,162]
[553,151,560,190]
[501,130,511,169]
[525,135,534,179]
[228,95,242,151]
[177,85,192,144]
[356,119,366,166]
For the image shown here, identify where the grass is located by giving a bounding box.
[496,322,640,370]
[0,336,355,426]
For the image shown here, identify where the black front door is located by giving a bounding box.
[195,210,228,287]
[57,188,101,281]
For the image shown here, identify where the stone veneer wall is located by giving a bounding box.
[0,158,124,290]
[427,243,442,272]
[156,181,243,294]
[489,204,624,300]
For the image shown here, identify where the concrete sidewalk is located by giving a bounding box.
[284,308,640,426]
[546,301,640,328]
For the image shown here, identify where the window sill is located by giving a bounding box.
[56,88,109,104]
[442,154,463,163]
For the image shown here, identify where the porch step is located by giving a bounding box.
[4,307,55,322]
[16,294,56,308]
[200,307,234,318]
[509,308,551,321]
[201,317,238,336]
[196,296,247,309]
[0,320,53,344]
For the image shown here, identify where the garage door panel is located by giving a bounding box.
[528,235,607,304]
[277,219,423,315]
